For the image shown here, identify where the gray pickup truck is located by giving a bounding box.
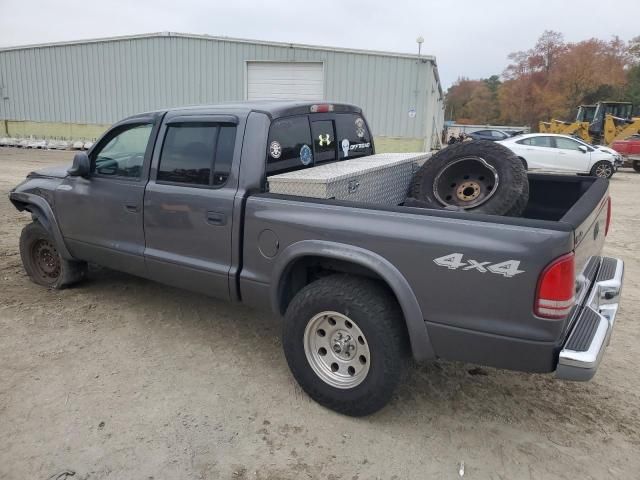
[10,101,625,416]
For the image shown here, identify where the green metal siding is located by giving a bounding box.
[0,34,443,148]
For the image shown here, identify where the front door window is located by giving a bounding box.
[93,124,153,178]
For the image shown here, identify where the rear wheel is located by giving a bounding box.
[633,161,640,173]
[283,275,407,416]
[19,222,87,289]
[590,161,614,179]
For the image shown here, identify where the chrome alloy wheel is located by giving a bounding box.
[595,163,613,178]
[303,311,371,389]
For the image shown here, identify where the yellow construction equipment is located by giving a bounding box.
[539,101,640,146]
[603,114,640,145]
[538,121,552,133]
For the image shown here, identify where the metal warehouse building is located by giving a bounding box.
[0,32,444,151]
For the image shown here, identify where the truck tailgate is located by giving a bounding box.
[565,180,610,293]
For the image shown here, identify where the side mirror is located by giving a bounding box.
[68,152,91,177]
[578,145,588,153]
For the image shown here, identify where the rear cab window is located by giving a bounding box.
[267,116,313,175]
[266,112,373,176]
[335,114,373,160]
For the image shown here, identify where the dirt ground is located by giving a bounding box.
[0,148,638,480]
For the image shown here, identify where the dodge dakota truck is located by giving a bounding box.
[10,101,625,416]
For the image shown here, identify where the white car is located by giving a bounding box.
[498,133,617,178]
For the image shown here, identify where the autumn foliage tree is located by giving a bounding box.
[445,76,501,124]
[445,31,638,128]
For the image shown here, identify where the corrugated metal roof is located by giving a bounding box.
[0,31,437,62]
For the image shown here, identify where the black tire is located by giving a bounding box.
[283,275,407,416]
[633,161,640,173]
[589,160,614,179]
[410,140,528,216]
[504,172,529,217]
[519,157,528,171]
[19,221,87,289]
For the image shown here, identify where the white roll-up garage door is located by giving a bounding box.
[247,62,324,101]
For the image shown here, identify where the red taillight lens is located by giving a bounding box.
[310,104,334,113]
[535,253,575,319]
[605,197,611,236]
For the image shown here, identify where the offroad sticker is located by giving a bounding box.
[349,142,371,151]
[355,117,365,138]
[300,144,313,165]
[341,139,350,157]
[433,253,524,278]
[269,141,282,159]
[318,134,332,146]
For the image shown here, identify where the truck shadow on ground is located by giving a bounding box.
[25,263,639,446]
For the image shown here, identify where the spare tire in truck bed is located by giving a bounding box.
[408,140,529,216]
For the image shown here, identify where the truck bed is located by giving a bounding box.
[240,172,609,371]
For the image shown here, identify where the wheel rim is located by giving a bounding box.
[303,311,371,389]
[432,156,499,209]
[595,164,612,178]
[31,239,61,283]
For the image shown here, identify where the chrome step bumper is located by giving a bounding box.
[556,257,624,381]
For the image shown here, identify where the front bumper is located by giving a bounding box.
[556,257,624,381]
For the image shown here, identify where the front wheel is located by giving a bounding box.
[283,275,408,416]
[590,160,614,179]
[19,221,87,289]
[633,161,640,173]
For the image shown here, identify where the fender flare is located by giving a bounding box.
[9,191,74,260]
[271,240,435,362]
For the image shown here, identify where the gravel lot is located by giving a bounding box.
[1,148,639,480]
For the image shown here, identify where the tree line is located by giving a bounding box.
[445,31,640,128]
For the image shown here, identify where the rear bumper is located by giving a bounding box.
[556,257,624,381]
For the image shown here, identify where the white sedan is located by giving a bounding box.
[498,133,617,178]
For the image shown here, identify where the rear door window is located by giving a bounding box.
[267,116,313,175]
[335,114,373,159]
[521,136,553,148]
[157,123,236,186]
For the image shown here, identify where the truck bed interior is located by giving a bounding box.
[260,173,608,232]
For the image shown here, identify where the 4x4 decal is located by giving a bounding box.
[433,253,524,278]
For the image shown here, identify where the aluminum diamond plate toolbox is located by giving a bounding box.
[267,153,432,205]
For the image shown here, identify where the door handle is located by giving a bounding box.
[206,211,227,226]
[124,204,140,213]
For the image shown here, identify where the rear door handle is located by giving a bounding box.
[125,204,140,213]
[206,211,226,226]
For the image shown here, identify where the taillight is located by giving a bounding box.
[534,253,575,319]
[310,104,334,113]
[605,197,611,236]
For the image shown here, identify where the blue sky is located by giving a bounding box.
[1,0,638,88]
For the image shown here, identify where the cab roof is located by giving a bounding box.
[132,101,362,121]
